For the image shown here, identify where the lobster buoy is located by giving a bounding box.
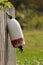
[8,18,25,48]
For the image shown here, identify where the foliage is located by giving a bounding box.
[15,7,43,30]
[0,0,13,8]
[8,0,43,12]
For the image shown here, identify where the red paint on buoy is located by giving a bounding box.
[11,38,24,47]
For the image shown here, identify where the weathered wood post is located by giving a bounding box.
[0,7,16,65]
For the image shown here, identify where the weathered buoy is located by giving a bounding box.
[8,18,25,48]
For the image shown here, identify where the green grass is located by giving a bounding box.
[16,30,43,65]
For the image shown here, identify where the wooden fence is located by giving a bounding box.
[0,7,16,65]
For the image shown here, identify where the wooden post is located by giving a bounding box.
[0,7,16,65]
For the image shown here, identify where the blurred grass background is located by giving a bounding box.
[14,2,43,64]
[16,30,43,65]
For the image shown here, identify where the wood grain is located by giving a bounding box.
[0,7,16,65]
